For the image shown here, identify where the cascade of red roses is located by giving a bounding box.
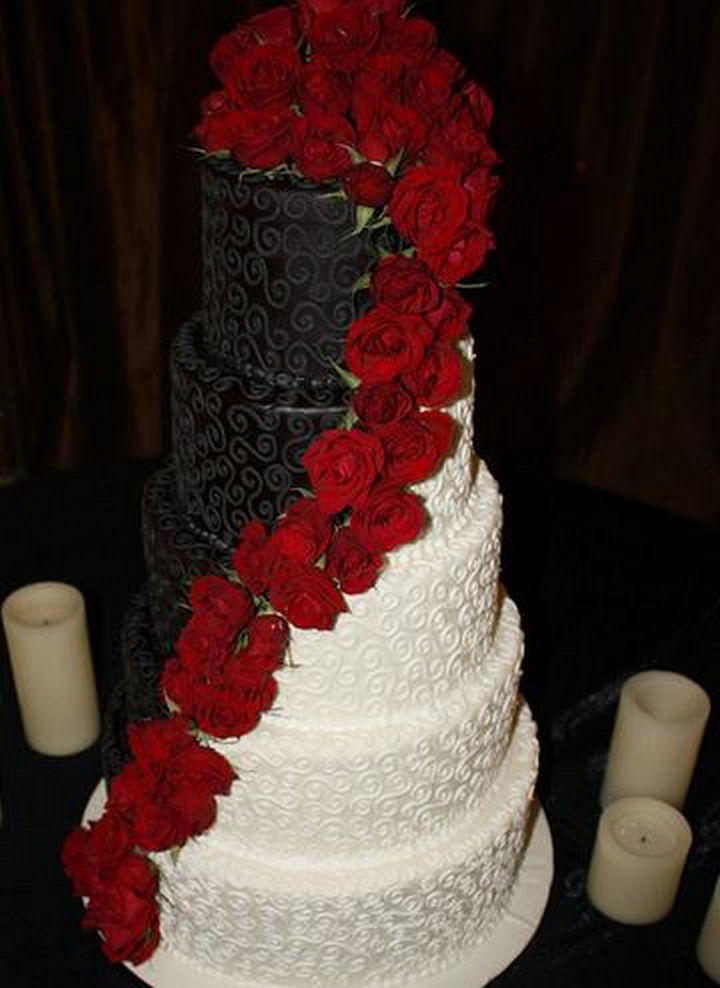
[62,0,499,965]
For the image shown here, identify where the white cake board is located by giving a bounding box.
[84,782,553,988]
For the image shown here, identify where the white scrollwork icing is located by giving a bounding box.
[154,707,537,988]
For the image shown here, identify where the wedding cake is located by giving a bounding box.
[64,3,547,986]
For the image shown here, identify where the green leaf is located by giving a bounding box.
[328,358,360,390]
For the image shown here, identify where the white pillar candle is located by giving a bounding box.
[697,874,720,983]
[586,796,692,924]
[600,669,711,808]
[1,582,100,755]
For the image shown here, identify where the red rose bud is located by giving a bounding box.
[380,410,456,486]
[342,162,393,207]
[388,164,470,252]
[370,255,441,315]
[402,343,465,407]
[345,306,433,385]
[268,560,347,630]
[352,380,416,432]
[270,497,333,565]
[325,528,384,594]
[350,485,426,552]
[302,427,385,514]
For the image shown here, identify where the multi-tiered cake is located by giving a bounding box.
[65,3,549,986]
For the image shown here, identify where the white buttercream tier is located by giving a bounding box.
[153,703,537,988]
[279,458,502,719]
[208,593,522,860]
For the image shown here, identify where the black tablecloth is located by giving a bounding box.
[1,458,718,988]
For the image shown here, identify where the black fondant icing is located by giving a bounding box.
[202,160,373,380]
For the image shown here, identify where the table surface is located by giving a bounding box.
[0,458,718,988]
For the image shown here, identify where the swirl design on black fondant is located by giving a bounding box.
[202,161,373,379]
[171,316,349,547]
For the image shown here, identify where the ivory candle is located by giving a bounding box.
[586,796,692,924]
[600,669,710,808]
[1,582,100,755]
[697,875,720,983]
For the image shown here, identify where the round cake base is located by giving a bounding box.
[83,783,553,988]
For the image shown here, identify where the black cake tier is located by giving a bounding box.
[102,163,375,778]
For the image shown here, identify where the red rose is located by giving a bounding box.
[245,6,300,45]
[299,58,351,116]
[342,162,393,207]
[405,48,465,111]
[223,41,300,111]
[352,380,416,432]
[377,14,437,66]
[185,677,275,739]
[82,854,160,965]
[232,520,271,594]
[352,53,405,104]
[110,717,235,851]
[231,106,295,170]
[380,410,455,485]
[301,427,385,513]
[175,615,233,679]
[370,255,441,314]
[425,287,472,342]
[403,343,465,406]
[268,560,347,630]
[194,91,247,153]
[388,164,469,251]
[424,109,497,172]
[419,224,494,284]
[270,497,332,564]
[63,810,134,897]
[325,528,384,593]
[350,485,426,551]
[345,305,432,384]
[189,575,255,635]
[463,164,501,225]
[241,613,290,671]
[292,112,356,181]
[355,98,430,166]
[305,1,381,72]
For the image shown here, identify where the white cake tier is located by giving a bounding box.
[278,457,502,719]
[154,703,538,988]
[208,593,522,860]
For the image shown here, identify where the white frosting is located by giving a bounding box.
[156,705,537,988]
[154,336,539,986]
[209,594,522,860]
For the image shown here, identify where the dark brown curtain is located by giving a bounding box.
[1,0,718,526]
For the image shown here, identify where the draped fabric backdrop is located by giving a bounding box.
[1,0,718,526]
